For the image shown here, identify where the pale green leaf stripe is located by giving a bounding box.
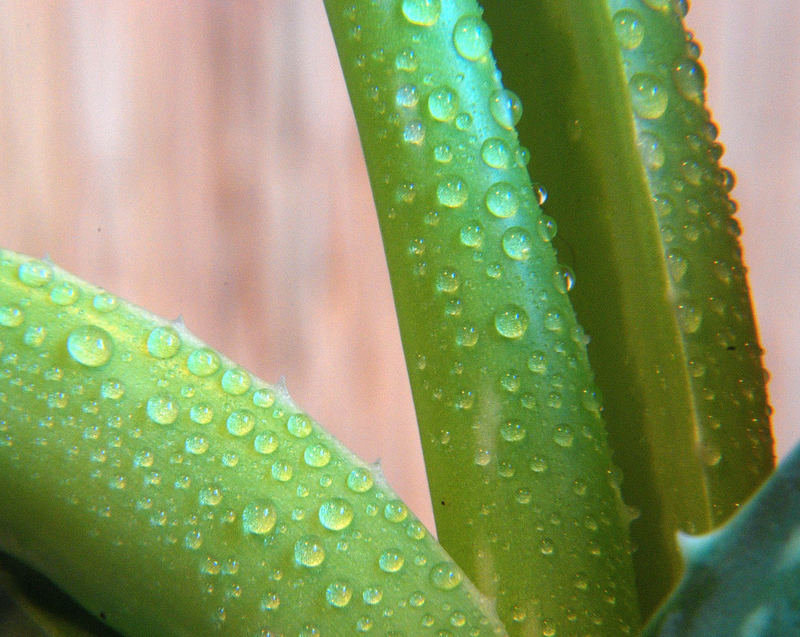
[481,0,774,616]
[0,249,505,637]
[324,1,640,635]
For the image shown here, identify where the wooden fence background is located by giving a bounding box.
[1,1,798,632]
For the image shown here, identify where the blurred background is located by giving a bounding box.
[0,1,798,633]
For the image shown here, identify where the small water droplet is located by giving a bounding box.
[395,47,418,72]
[304,443,331,467]
[637,131,665,171]
[190,402,214,425]
[384,500,408,523]
[185,434,209,455]
[18,260,53,287]
[101,378,125,400]
[502,227,533,261]
[543,309,564,333]
[147,326,181,359]
[673,57,705,104]
[24,326,46,347]
[379,550,405,573]
[553,265,576,293]
[326,582,353,608]
[480,137,512,169]
[287,413,312,438]
[485,182,520,218]
[437,176,469,208]
[199,484,223,506]
[433,142,454,162]
[532,182,548,205]
[630,73,668,119]
[459,222,483,248]
[225,409,255,436]
[429,563,461,592]
[93,293,118,313]
[435,268,460,293]
[474,448,491,466]
[184,529,203,550]
[254,432,279,454]
[146,393,179,425]
[187,348,220,376]
[537,215,558,242]
[427,87,458,122]
[347,468,374,493]
[489,89,522,129]
[261,592,280,611]
[452,14,492,60]
[401,0,441,26]
[613,9,644,49]
[677,302,703,334]
[319,498,354,531]
[500,419,526,442]
[243,500,278,535]
[67,325,113,367]
[402,119,425,144]
[50,282,79,305]
[271,461,293,481]
[553,425,575,447]
[494,306,529,339]
[252,388,275,408]
[362,587,383,605]
[295,536,326,568]
[395,83,420,108]
[221,368,251,395]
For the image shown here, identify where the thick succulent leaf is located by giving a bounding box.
[481,0,774,615]
[0,249,506,637]
[324,1,640,635]
[642,441,800,636]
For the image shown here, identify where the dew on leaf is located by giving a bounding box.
[452,15,492,61]
[67,325,113,367]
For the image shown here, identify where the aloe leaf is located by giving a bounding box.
[480,0,775,615]
[324,1,639,634]
[641,440,800,636]
[0,250,505,636]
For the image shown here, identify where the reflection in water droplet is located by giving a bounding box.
[613,9,644,49]
[485,182,520,218]
[243,500,277,535]
[18,260,53,287]
[295,536,326,567]
[494,306,529,339]
[502,227,533,261]
[147,326,181,359]
[489,89,523,129]
[452,15,492,61]
[437,177,469,208]
[553,425,575,447]
[319,498,354,530]
[428,87,459,122]
[401,0,441,26]
[379,550,405,573]
[630,73,668,119]
[67,325,113,367]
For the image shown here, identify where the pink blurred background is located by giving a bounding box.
[0,1,798,632]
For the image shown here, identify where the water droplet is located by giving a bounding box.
[184,529,203,550]
[409,591,426,607]
[395,83,419,108]
[500,370,520,393]
[50,282,79,305]
[187,348,220,376]
[287,413,312,438]
[637,131,665,171]
[642,0,673,11]
[540,537,555,555]
[223,409,254,437]
[667,250,688,283]
[485,182,520,218]
[261,592,280,611]
[455,111,472,130]
[185,434,209,455]
[489,89,522,129]
[532,182,548,205]
[395,47,418,72]
[552,265,576,294]
[384,500,408,523]
[401,0,441,26]
[252,388,276,409]
[433,143,453,162]
[221,368,251,395]
[673,58,706,104]
[362,587,383,605]
[630,73,668,119]
[543,309,564,332]
[254,432,279,454]
[146,393,179,425]
[437,177,468,208]
[243,500,277,535]
[199,484,223,506]
[271,461,293,481]
[502,227,533,261]
[18,260,53,287]
[530,456,548,473]
[427,88,459,124]
[613,9,644,49]
[459,222,483,248]
[326,582,353,608]
[379,550,404,573]
[494,306,529,339]
[319,498,354,531]
[190,402,214,425]
[101,378,125,400]
[481,137,512,169]
[402,120,425,145]
[500,419,526,442]
[474,448,491,466]
[147,326,181,359]
[67,325,113,367]
[553,424,574,447]
[677,302,703,334]
[303,443,331,468]
[24,326,46,347]
[295,536,326,567]
[452,14,492,60]
[347,468,374,493]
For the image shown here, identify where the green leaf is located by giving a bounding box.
[0,249,505,636]
[642,440,800,636]
[481,0,774,615]
[324,1,639,634]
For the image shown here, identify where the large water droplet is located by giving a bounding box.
[489,89,522,129]
[221,368,251,395]
[494,306,529,339]
[326,582,353,608]
[460,222,483,248]
[452,15,492,60]
[190,402,214,425]
[287,413,312,438]
[146,393,179,425]
[254,432,279,455]
[630,73,668,119]
[304,443,331,467]
[319,498,354,531]
[437,177,469,208]
[428,87,459,122]
[347,468,374,493]
[395,83,420,108]
[295,536,326,568]
[435,268,460,294]
[384,500,408,523]
[226,409,256,436]
[502,227,533,261]
[481,137,512,169]
[18,260,53,287]
[401,0,441,26]
[613,9,644,49]
[500,420,526,442]
[485,182,520,218]
[243,500,277,535]
[379,550,405,573]
[67,325,113,367]
[673,58,705,104]
[429,562,462,590]
[147,326,181,359]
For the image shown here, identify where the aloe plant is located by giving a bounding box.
[0,1,795,636]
